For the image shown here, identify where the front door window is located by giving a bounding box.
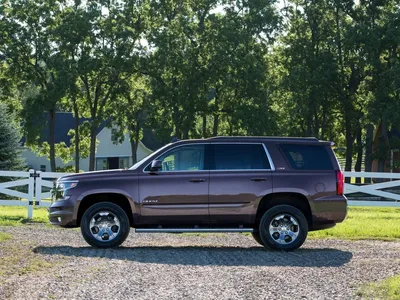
[146,145,205,172]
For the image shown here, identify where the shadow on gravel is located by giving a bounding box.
[34,246,352,267]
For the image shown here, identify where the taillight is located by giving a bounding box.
[336,170,344,195]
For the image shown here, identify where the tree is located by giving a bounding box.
[0,103,24,170]
[146,0,280,139]
[63,0,147,170]
[108,74,151,163]
[1,0,68,171]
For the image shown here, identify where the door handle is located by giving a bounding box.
[251,178,267,182]
[189,179,206,183]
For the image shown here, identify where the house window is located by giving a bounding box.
[40,165,46,172]
[96,158,107,170]
[96,157,130,170]
[119,157,129,169]
[111,128,118,144]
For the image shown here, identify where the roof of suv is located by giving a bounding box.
[206,136,319,142]
[169,136,332,146]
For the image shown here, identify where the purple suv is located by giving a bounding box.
[49,137,347,251]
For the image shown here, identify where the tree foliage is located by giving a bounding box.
[0,0,399,171]
[0,103,24,170]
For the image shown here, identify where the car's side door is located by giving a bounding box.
[138,143,210,226]
[208,143,274,227]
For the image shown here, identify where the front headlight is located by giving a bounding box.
[52,181,79,201]
[56,181,79,190]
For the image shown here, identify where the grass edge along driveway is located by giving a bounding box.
[0,206,400,241]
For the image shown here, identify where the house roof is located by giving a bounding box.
[21,112,158,150]
[21,112,107,147]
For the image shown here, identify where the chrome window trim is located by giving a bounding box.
[142,142,275,173]
[262,143,276,171]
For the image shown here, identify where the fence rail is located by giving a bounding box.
[1,170,400,218]
[0,170,35,217]
[344,171,400,207]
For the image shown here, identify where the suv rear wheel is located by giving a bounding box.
[259,205,308,251]
[81,202,130,248]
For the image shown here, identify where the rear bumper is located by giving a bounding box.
[310,195,347,230]
[48,199,77,227]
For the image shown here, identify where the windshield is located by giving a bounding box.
[129,143,172,170]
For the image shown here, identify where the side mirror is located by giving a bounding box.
[150,160,162,172]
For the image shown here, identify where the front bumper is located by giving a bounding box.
[310,195,348,231]
[48,198,77,227]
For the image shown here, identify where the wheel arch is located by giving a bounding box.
[76,192,134,227]
[255,193,312,227]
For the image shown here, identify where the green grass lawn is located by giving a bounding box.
[309,207,400,240]
[0,206,48,226]
[357,275,400,299]
[0,206,400,241]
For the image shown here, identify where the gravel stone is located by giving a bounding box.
[0,224,399,300]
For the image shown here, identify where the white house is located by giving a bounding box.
[21,112,154,172]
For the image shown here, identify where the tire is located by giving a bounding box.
[81,202,130,248]
[251,232,265,246]
[259,205,308,251]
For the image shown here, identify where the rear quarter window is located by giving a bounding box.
[279,144,333,170]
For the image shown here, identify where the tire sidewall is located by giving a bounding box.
[251,231,265,246]
[81,202,130,248]
[259,205,308,251]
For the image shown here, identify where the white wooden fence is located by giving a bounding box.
[0,170,71,218]
[345,171,400,207]
[0,170,399,219]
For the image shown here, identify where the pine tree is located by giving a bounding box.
[0,103,24,170]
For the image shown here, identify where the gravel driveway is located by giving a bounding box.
[0,224,399,300]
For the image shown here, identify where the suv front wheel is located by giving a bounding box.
[259,205,308,251]
[81,202,130,248]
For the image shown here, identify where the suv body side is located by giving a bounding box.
[49,137,347,231]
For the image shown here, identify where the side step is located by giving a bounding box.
[135,228,254,233]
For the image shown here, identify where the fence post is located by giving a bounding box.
[28,169,35,219]
[35,171,42,206]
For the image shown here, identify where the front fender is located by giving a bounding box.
[74,188,138,221]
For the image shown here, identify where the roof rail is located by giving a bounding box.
[207,136,319,141]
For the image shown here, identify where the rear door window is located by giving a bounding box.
[279,144,333,170]
[212,144,271,170]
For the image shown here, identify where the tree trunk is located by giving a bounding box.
[130,123,140,164]
[344,122,353,184]
[213,90,219,136]
[355,127,363,184]
[377,121,387,173]
[202,115,207,138]
[213,114,219,136]
[172,106,181,139]
[183,128,189,139]
[130,139,138,165]
[364,124,374,183]
[307,114,312,136]
[48,109,56,172]
[89,125,97,171]
[73,99,80,173]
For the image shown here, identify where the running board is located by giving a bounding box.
[135,228,254,233]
